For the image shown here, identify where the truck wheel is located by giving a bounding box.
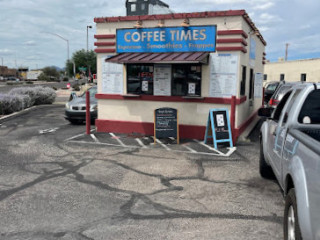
[259,140,274,179]
[284,189,302,240]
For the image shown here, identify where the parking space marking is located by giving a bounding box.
[193,139,220,153]
[135,138,148,149]
[90,134,100,143]
[65,132,237,157]
[39,127,59,134]
[109,133,126,147]
[68,140,139,149]
[152,137,171,151]
[65,133,85,142]
[181,144,197,153]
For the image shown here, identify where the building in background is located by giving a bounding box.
[26,70,43,81]
[126,0,172,16]
[264,58,320,83]
[18,67,28,80]
[0,66,18,79]
[94,9,266,143]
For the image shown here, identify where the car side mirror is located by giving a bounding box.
[69,92,77,101]
[258,107,273,118]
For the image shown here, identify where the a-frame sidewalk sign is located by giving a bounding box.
[204,108,233,149]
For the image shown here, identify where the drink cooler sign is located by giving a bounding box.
[154,108,179,144]
[204,109,233,149]
[117,26,216,53]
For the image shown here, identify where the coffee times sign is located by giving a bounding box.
[116,25,216,53]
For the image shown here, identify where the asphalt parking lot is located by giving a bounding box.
[0,104,284,240]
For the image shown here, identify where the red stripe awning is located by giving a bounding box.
[105,52,209,64]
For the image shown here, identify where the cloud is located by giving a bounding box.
[24,41,36,46]
[0,0,319,67]
[0,49,14,55]
[252,2,274,10]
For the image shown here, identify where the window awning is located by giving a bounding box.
[105,52,209,64]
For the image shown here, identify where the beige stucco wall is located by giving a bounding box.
[95,14,265,137]
[264,58,320,82]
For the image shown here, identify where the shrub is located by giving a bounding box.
[9,86,56,105]
[0,86,56,115]
[0,94,28,114]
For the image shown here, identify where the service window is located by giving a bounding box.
[127,64,154,95]
[172,64,201,96]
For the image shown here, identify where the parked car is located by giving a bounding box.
[268,81,302,108]
[6,77,20,82]
[264,81,279,104]
[65,86,97,124]
[259,82,320,240]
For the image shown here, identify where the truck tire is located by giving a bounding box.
[284,189,302,240]
[259,140,274,179]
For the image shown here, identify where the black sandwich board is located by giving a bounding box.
[154,107,179,144]
[204,108,233,149]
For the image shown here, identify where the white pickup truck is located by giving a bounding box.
[259,83,320,240]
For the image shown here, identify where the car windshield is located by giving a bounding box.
[80,87,97,98]
[266,83,278,91]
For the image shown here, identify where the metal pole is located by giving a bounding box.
[285,43,289,61]
[42,32,69,63]
[85,25,92,135]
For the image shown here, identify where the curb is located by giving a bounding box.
[0,105,61,124]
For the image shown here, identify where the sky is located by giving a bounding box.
[0,0,319,70]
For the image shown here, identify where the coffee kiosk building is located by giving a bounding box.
[94,10,266,142]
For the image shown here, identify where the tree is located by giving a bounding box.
[38,66,60,81]
[66,49,96,77]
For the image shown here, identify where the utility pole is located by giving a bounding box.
[285,43,289,61]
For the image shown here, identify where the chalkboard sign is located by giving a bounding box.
[204,108,233,149]
[212,110,230,140]
[154,108,179,144]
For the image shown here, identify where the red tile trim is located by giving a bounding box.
[217,30,248,39]
[216,46,247,53]
[94,42,116,46]
[94,49,116,53]
[94,10,246,23]
[95,107,257,142]
[94,34,116,39]
[217,38,248,46]
[95,119,206,140]
[95,94,246,105]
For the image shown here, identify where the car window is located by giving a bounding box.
[81,87,97,98]
[298,89,320,124]
[266,83,278,92]
[273,91,292,122]
[275,85,292,101]
[282,89,302,125]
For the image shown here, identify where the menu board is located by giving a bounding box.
[101,55,124,94]
[254,73,263,98]
[154,108,179,143]
[209,53,239,98]
[153,64,171,96]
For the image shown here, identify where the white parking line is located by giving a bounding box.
[181,144,197,153]
[68,140,139,149]
[65,133,85,142]
[152,137,171,151]
[109,133,126,147]
[135,138,148,148]
[193,139,221,154]
[90,134,100,143]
